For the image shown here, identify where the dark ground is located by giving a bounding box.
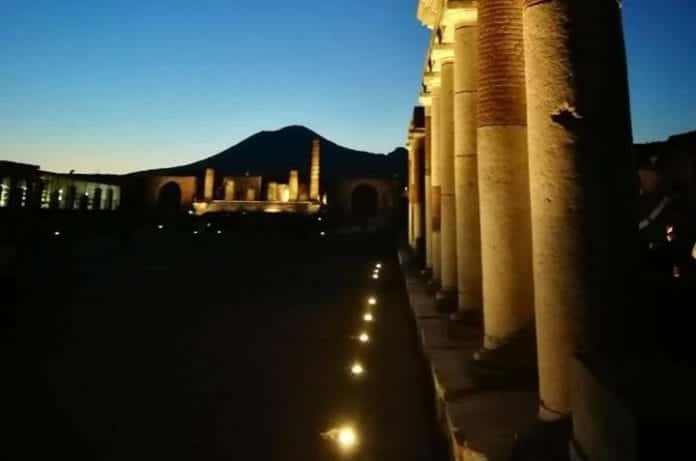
[4,214,446,461]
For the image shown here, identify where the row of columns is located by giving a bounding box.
[407,0,636,452]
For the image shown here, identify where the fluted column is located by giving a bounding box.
[430,85,443,285]
[523,0,636,427]
[453,17,482,315]
[438,58,458,306]
[477,0,534,349]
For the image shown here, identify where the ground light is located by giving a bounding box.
[320,231,326,237]
[322,425,359,453]
[157,224,164,230]
[368,297,377,306]
[372,273,379,280]
[376,263,382,269]
[216,230,223,235]
[363,313,374,323]
[358,332,369,343]
[193,230,199,235]
[350,362,365,376]
[53,231,61,237]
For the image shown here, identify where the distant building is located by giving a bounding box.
[0,161,121,211]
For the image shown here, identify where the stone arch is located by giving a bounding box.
[157,181,182,212]
[351,183,379,219]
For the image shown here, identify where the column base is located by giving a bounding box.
[468,322,538,389]
[435,290,458,313]
[509,418,572,461]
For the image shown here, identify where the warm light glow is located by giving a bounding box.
[217,230,223,235]
[351,362,364,376]
[320,231,326,236]
[372,273,379,280]
[692,242,696,260]
[318,217,323,222]
[375,263,382,269]
[157,224,164,230]
[363,313,374,322]
[53,231,61,237]
[193,230,199,235]
[337,426,357,449]
[358,332,369,343]
[368,297,377,306]
[322,425,359,452]
[188,210,194,215]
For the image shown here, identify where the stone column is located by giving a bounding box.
[278,184,290,203]
[289,170,299,201]
[422,102,434,271]
[477,0,534,349]
[310,139,320,201]
[246,188,256,201]
[438,58,458,308]
[413,133,425,253]
[453,14,482,316]
[408,139,416,249]
[225,180,235,201]
[267,182,278,201]
[523,0,637,426]
[430,84,442,286]
[204,168,215,201]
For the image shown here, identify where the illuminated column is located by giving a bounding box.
[289,170,299,201]
[246,188,256,201]
[408,139,416,249]
[267,182,278,201]
[451,10,482,315]
[225,180,235,201]
[421,99,434,271]
[278,184,290,203]
[523,0,636,426]
[310,139,320,201]
[438,56,458,307]
[477,0,534,349]
[429,81,442,285]
[204,168,215,201]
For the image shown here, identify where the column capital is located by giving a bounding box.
[419,91,433,107]
[423,71,442,89]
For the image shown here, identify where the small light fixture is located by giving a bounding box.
[350,362,364,376]
[363,313,374,323]
[217,230,223,235]
[207,222,212,228]
[318,217,323,222]
[188,210,194,215]
[358,332,369,343]
[320,231,326,236]
[368,297,376,306]
[322,425,359,452]
[376,263,382,269]
[53,231,61,237]
[157,224,164,230]
[193,230,199,235]
[372,273,379,280]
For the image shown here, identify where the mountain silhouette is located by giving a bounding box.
[132,125,407,182]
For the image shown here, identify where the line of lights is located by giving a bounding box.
[325,262,384,455]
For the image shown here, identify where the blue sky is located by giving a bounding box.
[0,0,694,173]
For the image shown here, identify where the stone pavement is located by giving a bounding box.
[399,249,538,461]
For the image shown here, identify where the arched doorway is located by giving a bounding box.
[158,182,182,212]
[351,184,379,220]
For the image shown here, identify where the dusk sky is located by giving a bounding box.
[1,0,694,174]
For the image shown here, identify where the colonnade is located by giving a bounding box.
[406,0,636,457]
